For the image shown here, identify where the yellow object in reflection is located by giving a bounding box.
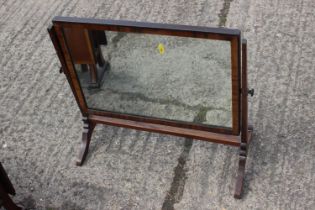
[157,43,165,55]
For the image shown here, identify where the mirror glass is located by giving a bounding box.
[63,28,232,127]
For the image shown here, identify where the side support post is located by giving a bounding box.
[234,39,249,199]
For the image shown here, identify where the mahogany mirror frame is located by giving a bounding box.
[48,16,253,198]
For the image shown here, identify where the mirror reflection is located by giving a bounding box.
[64,28,232,127]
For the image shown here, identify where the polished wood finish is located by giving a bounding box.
[52,16,240,41]
[76,117,96,166]
[63,28,95,64]
[234,39,252,199]
[231,37,241,135]
[88,109,234,135]
[53,24,89,113]
[89,115,241,146]
[48,17,253,198]
[48,25,87,114]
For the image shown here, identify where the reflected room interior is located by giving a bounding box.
[63,27,233,128]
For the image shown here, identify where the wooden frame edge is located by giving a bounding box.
[89,115,241,146]
[53,24,89,114]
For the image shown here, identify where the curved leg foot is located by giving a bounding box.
[234,126,253,198]
[76,117,95,166]
[234,155,246,199]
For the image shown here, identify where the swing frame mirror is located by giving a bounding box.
[48,16,253,198]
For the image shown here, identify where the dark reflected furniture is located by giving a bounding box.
[48,16,254,199]
[63,28,107,88]
[0,162,21,210]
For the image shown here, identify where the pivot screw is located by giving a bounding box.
[248,89,254,97]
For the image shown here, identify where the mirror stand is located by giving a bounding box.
[48,17,254,199]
